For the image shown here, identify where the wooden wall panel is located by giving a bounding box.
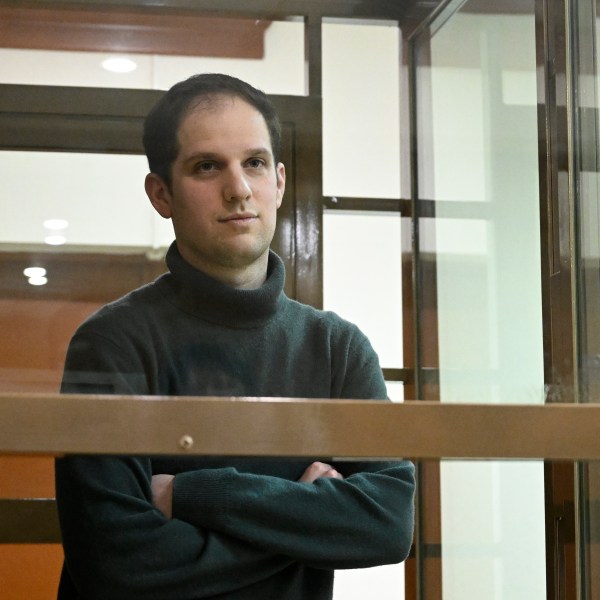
[0,456,55,498]
[0,299,101,391]
[0,297,100,596]
[0,253,165,597]
[0,544,63,600]
[0,6,271,58]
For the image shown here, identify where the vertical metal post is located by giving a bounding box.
[305,13,322,98]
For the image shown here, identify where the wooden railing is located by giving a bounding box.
[2,393,600,543]
[2,394,599,459]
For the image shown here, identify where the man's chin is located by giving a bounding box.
[214,243,271,270]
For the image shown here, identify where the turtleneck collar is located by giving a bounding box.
[157,242,286,328]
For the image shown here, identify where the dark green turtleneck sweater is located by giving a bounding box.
[55,243,415,600]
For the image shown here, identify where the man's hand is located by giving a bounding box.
[151,474,175,519]
[298,461,344,483]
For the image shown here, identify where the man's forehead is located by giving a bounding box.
[186,92,236,114]
[181,94,265,129]
[176,96,273,156]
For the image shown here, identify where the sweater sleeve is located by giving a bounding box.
[172,461,415,570]
[56,331,293,600]
[56,456,294,600]
[172,321,415,570]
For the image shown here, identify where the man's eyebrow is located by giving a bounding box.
[182,147,273,163]
[246,147,272,157]
[182,151,220,163]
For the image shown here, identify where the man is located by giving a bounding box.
[55,73,415,599]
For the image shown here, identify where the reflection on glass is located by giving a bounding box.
[440,460,546,598]
[0,94,318,396]
[0,21,305,95]
[386,381,405,403]
[0,151,169,395]
[421,5,543,404]
[0,151,170,249]
[323,211,403,369]
[575,4,600,597]
[415,2,545,598]
[322,21,401,199]
[418,11,537,202]
[334,561,404,600]
[325,210,405,599]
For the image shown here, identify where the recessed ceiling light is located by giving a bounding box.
[44,234,67,246]
[23,266,48,286]
[23,267,46,278]
[28,276,48,286]
[101,57,138,73]
[43,218,69,230]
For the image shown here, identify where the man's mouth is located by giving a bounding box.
[220,212,257,223]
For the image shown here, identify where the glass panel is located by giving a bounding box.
[440,460,546,598]
[334,562,404,600]
[0,151,170,394]
[417,3,543,405]
[441,460,546,598]
[386,381,405,403]
[418,11,538,203]
[0,151,171,250]
[583,462,600,599]
[323,208,405,600]
[323,211,405,599]
[323,211,403,369]
[414,2,545,599]
[574,2,600,596]
[322,21,401,198]
[0,19,305,95]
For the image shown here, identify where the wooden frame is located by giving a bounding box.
[0,7,272,58]
[0,0,408,21]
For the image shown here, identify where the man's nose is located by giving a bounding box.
[223,167,251,202]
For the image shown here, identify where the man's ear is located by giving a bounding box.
[275,163,286,209]
[145,173,173,219]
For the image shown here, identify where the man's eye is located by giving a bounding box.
[196,162,216,173]
[246,158,265,169]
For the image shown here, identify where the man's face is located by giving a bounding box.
[146,96,285,286]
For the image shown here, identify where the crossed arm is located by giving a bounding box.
[56,454,414,599]
[151,461,343,519]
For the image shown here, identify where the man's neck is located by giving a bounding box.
[213,264,268,290]
[177,246,269,290]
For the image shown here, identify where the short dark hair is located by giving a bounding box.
[143,73,282,188]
